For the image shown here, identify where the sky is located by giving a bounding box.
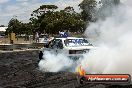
[0,0,83,26]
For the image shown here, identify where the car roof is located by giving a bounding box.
[55,37,86,42]
[55,37,84,40]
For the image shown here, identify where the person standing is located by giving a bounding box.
[35,32,39,43]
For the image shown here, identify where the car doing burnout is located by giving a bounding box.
[39,37,95,59]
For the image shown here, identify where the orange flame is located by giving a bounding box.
[77,65,86,76]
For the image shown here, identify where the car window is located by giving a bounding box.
[64,39,90,47]
[57,40,63,49]
[49,39,63,49]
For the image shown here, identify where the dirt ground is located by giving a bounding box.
[0,50,131,88]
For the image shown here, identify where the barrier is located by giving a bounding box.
[14,43,32,49]
[32,43,44,48]
[0,43,44,51]
[0,44,13,51]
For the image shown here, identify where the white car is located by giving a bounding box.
[39,37,95,59]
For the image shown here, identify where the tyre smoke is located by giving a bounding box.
[38,51,74,72]
[81,0,132,75]
[38,0,132,75]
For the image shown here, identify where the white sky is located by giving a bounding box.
[0,0,83,26]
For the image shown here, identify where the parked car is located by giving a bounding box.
[38,34,53,44]
[39,37,95,60]
[39,34,48,43]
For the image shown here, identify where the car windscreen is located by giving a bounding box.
[64,39,90,47]
[49,39,63,49]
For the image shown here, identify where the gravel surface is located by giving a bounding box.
[0,50,131,88]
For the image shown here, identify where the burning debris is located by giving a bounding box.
[77,66,86,76]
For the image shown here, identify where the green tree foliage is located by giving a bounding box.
[6,18,33,35]
[30,5,58,33]
[31,5,85,34]
[0,25,5,27]
[79,0,97,22]
[7,3,96,35]
[6,18,21,34]
[79,0,120,21]
[6,1,121,36]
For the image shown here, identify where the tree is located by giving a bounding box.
[6,18,21,34]
[0,25,5,27]
[79,0,97,22]
[6,18,33,35]
[64,6,75,13]
[30,5,58,33]
[6,4,86,35]
[30,5,85,34]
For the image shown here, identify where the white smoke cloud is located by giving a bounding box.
[0,0,10,4]
[81,0,132,75]
[38,0,132,76]
[38,51,74,72]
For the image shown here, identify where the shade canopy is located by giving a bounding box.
[0,27,8,32]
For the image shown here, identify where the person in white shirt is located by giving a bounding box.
[35,32,39,43]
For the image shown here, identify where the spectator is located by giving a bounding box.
[35,32,39,43]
